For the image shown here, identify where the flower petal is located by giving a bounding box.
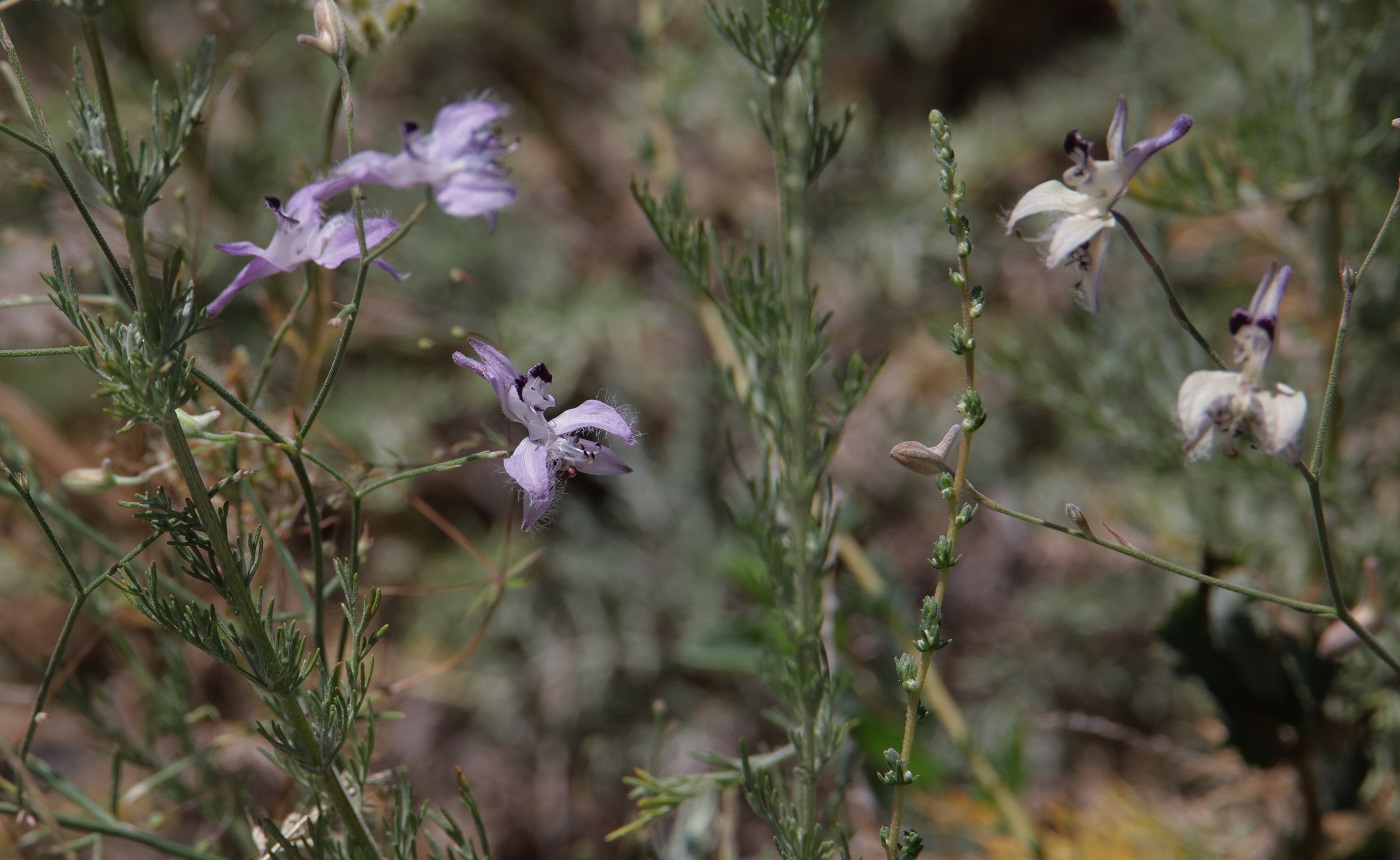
[1044,213,1112,268]
[426,100,508,159]
[503,438,551,500]
[206,256,285,316]
[519,493,552,532]
[1074,230,1111,314]
[314,216,401,269]
[1177,370,1241,459]
[368,259,405,282]
[435,174,518,219]
[213,240,267,257]
[1246,261,1290,324]
[551,400,636,443]
[1006,181,1092,233]
[284,176,356,219]
[567,438,632,476]
[1121,113,1193,178]
[1107,95,1128,165]
[503,438,553,530]
[503,440,553,531]
[454,339,520,410]
[1252,382,1307,457]
[335,150,413,188]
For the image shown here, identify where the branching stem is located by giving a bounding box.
[1117,214,1226,370]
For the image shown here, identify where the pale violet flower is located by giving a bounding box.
[208,177,402,316]
[454,339,635,531]
[1006,96,1193,312]
[1177,262,1307,462]
[334,99,516,221]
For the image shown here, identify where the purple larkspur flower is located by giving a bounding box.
[1006,96,1193,312]
[334,99,516,221]
[1177,263,1306,462]
[454,338,635,530]
[208,176,403,316]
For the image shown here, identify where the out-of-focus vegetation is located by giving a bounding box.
[2,0,1399,856]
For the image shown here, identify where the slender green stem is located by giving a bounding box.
[319,64,345,167]
[768,63,823,848]
[0,23,50,146]
[1116,214,1226,370]
[295,53,368,443]
[1310,181,1400,475]
[1288,180,1400,676]
[293,206,425,444]
[78,15,158,324]
[19,535,159,764]
[249,493,315,612]
[156,414,383,857]
[190,366,286,442]
[1310,286,1353,476]
[0,345,92,358]
[7,473,86,594]
[290,453,329,672]
[0,293,121,310]
[0,119,44,151]
[1298,466,1400,674]
[0,24,135,306]
[1352,179,1400,286]
[248,275,316,409]
[0,479,127,562]
[353,452,504,499]
[276,444,351,488]
[967,485,1336,615]
[0,799,225,860]
[339,496,365,673]
[884,117,1034,854]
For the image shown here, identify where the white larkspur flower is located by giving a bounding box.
[1006,96,1193,312]
[454,339,636,531]
[1177,262,1307,462]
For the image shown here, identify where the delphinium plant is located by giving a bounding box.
[624,0,1400,856]
[887,62,1400,860]
[627,0,875,857]
[0,1,635,855]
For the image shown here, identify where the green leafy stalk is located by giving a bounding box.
[155,414,385,857]
[884,110,1033,860]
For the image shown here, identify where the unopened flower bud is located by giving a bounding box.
[60,460,118,494]
[1065,502,1095,539]
[890,424,961,476]
[1317,557,1385,658]
[298,0,348,58]
[177,408,222,435]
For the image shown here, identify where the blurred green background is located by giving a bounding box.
[3,0,1400,856]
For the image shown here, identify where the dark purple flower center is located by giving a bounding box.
[513,363,552,399]
[265,196,298,225]
[1229,309,1275,341]
[401,121,424,158]
[1064,130,1095,159]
